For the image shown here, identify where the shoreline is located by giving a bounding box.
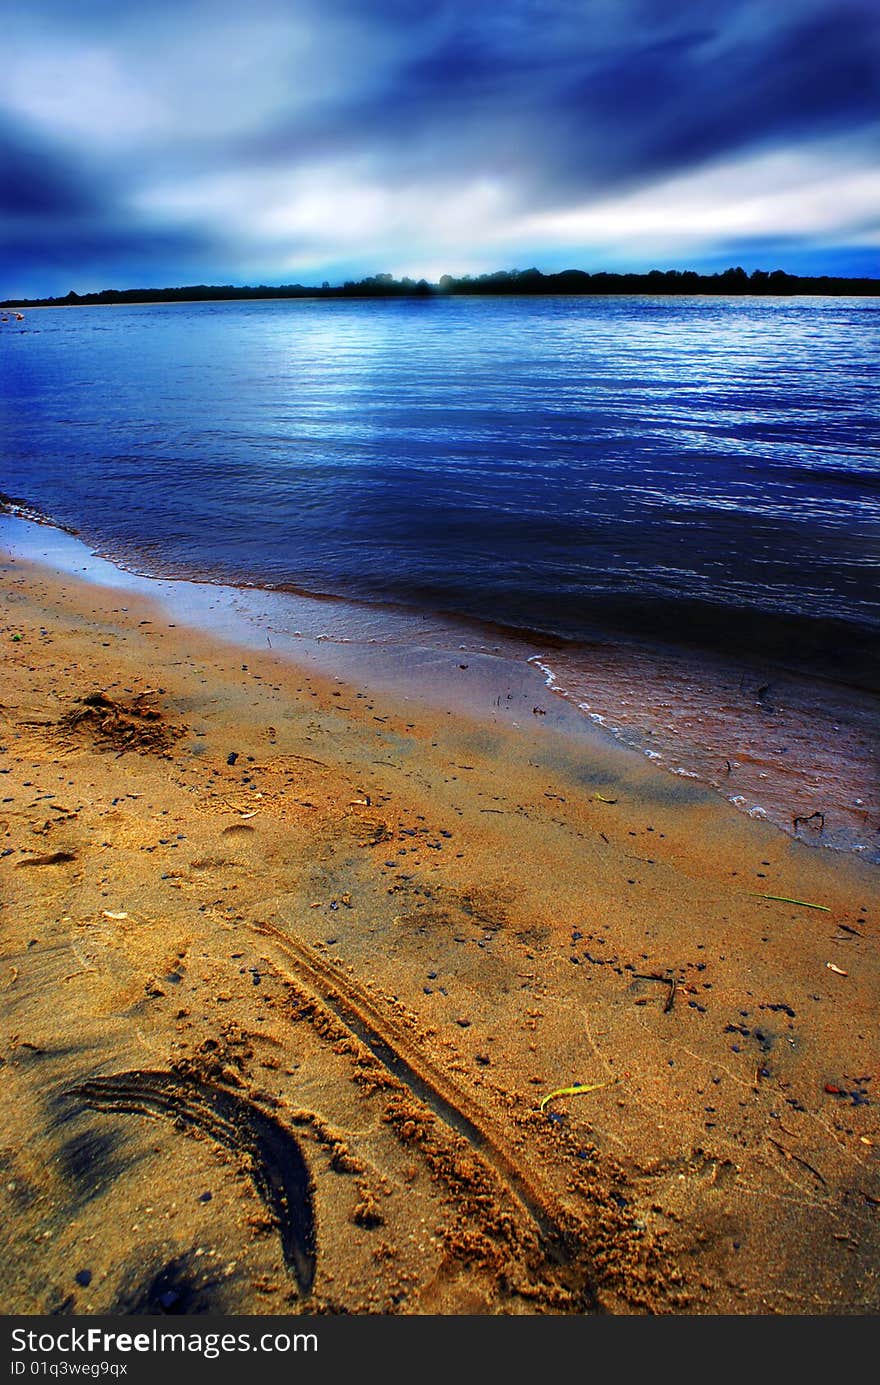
[1,542,879,1314]
[2,509,876,862]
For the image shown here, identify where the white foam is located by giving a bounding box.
[527,655,561,691]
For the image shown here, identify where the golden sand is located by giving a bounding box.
[2,553,878,1314]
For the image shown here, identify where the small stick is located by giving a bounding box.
[793,811,825,832]
[664,975,677,1013]
[633,972,676,1012]
[767,1136,827,1187]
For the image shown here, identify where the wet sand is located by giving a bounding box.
[2,551,879,1315]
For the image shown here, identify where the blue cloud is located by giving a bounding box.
[0,120,101,218]
[1,0,877,295]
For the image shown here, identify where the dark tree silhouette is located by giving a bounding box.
[4,265,877,309]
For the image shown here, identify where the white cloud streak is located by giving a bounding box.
[131,138,879,278]
[512,145,880,254]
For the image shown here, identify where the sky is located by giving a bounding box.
[2,0,879,297]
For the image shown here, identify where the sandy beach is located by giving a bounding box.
[2,549,879,1316]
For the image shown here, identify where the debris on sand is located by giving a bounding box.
[539,1079,617,1113]
[58,690,185,754]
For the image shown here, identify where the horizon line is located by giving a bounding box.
[4,263,880,308]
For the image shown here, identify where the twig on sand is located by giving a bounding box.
[663,975,677,1013]
[793,811,825,832]
[634,971,677,1012]
[767,1136,827,1187]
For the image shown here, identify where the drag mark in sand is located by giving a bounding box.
[67,1070,317,1295]
[249,915,588,1278]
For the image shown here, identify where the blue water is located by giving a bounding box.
[1,295,878,681]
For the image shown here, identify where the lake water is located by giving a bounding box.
[1,295,878,855]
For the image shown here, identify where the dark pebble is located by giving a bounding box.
[227,752,238,765]
[75,1270,92,1288]
[199,1191,213,1203]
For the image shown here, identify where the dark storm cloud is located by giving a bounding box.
[275,0,879,195]
[0,112,221,294]
[0,120,101,218]
[1,223,218,281]
[559,3,880,187]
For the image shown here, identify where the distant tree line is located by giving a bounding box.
[3,264,878,308]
